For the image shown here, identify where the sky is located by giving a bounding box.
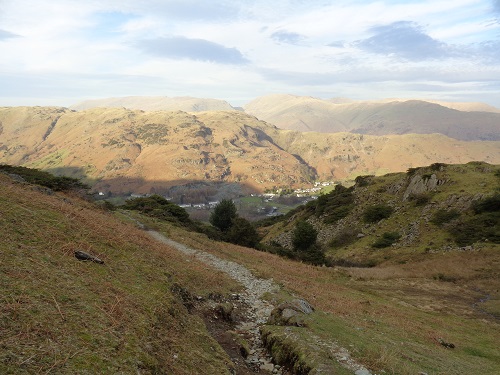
[1,0,500,107]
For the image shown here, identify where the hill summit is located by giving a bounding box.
[70,96,236,112]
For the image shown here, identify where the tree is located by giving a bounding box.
[210,199,237,232]
[226,217,259,248]
[292,220,317,251]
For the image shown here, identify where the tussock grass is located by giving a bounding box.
[0,174,239,374]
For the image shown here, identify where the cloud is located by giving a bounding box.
[494,0,500,12]
[271,30,305,45]
[0,29,19,40]
[355,21,451,61]
[475,40,500,62]
[257,65,500,86]
[135,36,248,64]
[149,0,239,21]
[327,41,345,48]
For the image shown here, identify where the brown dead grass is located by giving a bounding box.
[0,174,240,374]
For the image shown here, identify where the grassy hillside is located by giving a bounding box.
[262,162,499,266]
[0,172,241,374]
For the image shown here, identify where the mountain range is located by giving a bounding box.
[1,103,499,194]
[244,94,500,141]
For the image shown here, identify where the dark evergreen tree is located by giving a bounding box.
[209,199,237,232]
[292,220,317,251]
[226,217,259,248]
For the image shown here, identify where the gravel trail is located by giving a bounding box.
[146,228,373,375]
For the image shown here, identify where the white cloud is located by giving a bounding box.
[0,0,499,107]
[270,30,306,45]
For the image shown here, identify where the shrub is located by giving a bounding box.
[445,195,499,246]
[0,164,88,191]
[354,175,373,187]
[323,205,352,224]
[430,163,447,171]
[195,222,225,241]
[430,209,460,226]
[407,167,421,176]
[329,227,360,248]
[448,212,499,246]
[372,232,401,248]
[315,184,354,219]
[296,244,326,266]
[292,221,317,251]
[98,200,116,211]
[408,193,431,206]
[472,194,500,214]
[123,195,191,224]
[363,204,393,223]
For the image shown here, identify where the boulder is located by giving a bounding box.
[267,298,314,327]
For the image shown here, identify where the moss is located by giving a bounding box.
[261,326,313,375]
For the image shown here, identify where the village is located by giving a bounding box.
[100,181,337,220]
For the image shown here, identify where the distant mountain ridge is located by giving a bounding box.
[71,96,237,112]
[1,106,499,194]
[244,94,500,141]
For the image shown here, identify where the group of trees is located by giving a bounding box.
[209,199,259,248]
[209,200,325,264]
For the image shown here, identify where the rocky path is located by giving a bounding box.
[146,228,373,375]
[147,230,280,373]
